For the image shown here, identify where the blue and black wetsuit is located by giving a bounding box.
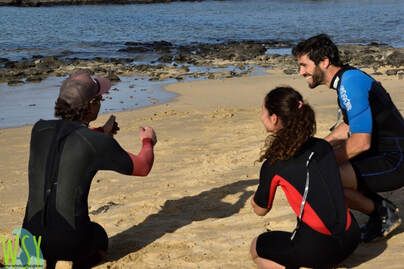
[22,119,153,265]
[254,138,360,268]
[330,66,404,192]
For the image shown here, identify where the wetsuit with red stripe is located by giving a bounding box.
[254,137,360,268]
[22,119,154,263]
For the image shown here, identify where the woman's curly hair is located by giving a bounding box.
[54,97,88,121]
[259,86,316,164]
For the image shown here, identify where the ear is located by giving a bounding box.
[320,57,330,69]
[271,113,283,130]
[269,113,277,121]
[270,113,279,125]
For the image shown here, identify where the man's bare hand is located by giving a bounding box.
[139,126,157,145]
[103,115,120,136]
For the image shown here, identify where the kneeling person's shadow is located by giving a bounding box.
[105,179,257,262]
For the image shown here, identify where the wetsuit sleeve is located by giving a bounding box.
[126,138,154,176]
[339,71,373,134]
[254,161,277,210]
[94,136,134,175]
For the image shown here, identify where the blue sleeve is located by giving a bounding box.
[339,70,373,134]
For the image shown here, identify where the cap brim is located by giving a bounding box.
[95,76,111,95]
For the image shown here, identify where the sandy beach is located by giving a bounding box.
[1,69,403,268]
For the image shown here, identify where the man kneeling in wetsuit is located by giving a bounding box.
[22,70,157,268]
[293,34,404,242]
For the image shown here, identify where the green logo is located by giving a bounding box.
[0,228,44,268]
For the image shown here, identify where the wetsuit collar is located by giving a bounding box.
[330,65,352,90]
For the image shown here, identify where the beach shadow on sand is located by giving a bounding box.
[342,192,404,267]
[104,178,257,262]
[341,225,404,268]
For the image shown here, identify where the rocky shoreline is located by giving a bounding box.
[1,41,403,86]
[0,0,201,7]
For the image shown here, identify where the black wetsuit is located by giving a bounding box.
[22,119,134,263]
[254,138,360,268]
[331,66,404,192]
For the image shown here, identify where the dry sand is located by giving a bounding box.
[0,69,403,268]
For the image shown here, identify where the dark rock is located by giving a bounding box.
[385,69,399,76]
[7,80,24,85]
[135,64,152,72]
[124,41,143,46]
[359,55,375,66]
[35,56,62,69]
[120,40,172,53]
[283,68,297,75]
[197,42,266,61]
[173,41,267,63]
[154,64,165,69]
[102,57,127,64]
[386,51,404,67]
[372,72,383,76]
[31,55,43,60]
[118,46,150,53]
[228,70,241,78]
[35,66,53,75]
[107,73,121,82]
[93,66,107,73]
[368,42,388,47]
[26,75,44,82]
[158,54,173,63]
[152,41,173,53]
[1,0,183,7]
[12,60,35,70]
[174,53,191,63]
[148,76,159,81]
[8,70,25,78]
[60,50,73,56]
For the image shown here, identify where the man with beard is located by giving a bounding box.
[292,34,404,242]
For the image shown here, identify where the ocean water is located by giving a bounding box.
[0,0,403,128]
[0,0,403,60]
[0,76,177,128]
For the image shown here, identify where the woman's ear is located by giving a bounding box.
[270,113,278,124]
[271,113,283,131]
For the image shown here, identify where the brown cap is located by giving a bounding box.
[58,70,111,109]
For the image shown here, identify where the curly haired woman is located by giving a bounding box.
[250,86,360,269]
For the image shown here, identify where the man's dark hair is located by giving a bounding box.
[292,34,342,66]
[54,97,87,121]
